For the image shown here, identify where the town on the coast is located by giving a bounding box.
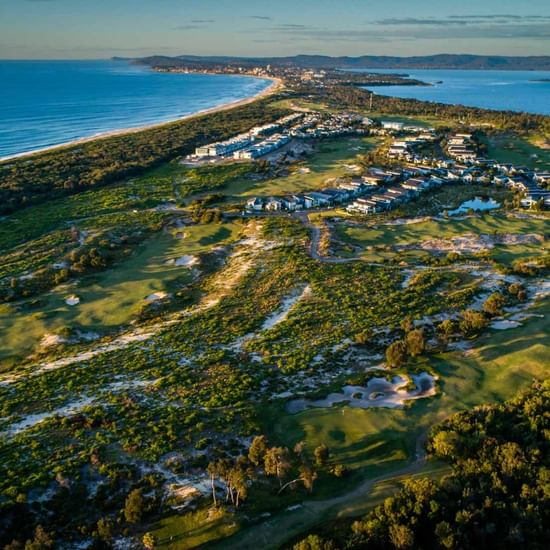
[190,111,550,215]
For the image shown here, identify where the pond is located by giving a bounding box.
[446,197,500,216]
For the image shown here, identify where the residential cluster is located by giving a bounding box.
[244,124,550,214]
[193,113,371,161]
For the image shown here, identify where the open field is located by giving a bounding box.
[486,132,550,169]
[0,222,241,362]
[331,210,548,264]
[215,136,382,202]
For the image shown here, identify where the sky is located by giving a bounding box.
[1,0,550,59]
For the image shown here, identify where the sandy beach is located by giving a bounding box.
[0,75,283,163]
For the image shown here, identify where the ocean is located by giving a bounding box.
[0,60,272,159]
[359,69,550,116]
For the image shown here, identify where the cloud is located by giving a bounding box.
[376,18,469,26]
[375,14,550,28]
[191,19,215,23]
[250,15,272,20]
[264,20,550,43]
[173,25,205,31]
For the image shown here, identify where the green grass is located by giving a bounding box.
[0,223,241,362]
[266,404,411,472]
[217,136,382,202]
[265,296,550,476]
[486,133,550,170]
[150,507,241,549]
[368,112,451,128]
[333,212,547,264]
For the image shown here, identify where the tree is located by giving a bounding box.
[248,435,268,467]
[124,488,145,524]
[207,461,219,506]
[386,340,407,368]
[389,524,415,549]
[400,316,414,333]
[437,319,455,341]
[293,535,335,550]
[314,444,330,467]
[482,292,505,317]
[264,447,291,487]
[229,457,254,507]
[96,517,114,543]
[299,465,317,493]
[24,526,54,550]
[330,464,348,478]
[459,309,487,336]
[142,532,157,550]
[405,328,425,357]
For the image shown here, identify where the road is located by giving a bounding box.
[210,432,441,550]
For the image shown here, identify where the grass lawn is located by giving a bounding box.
[218,136,382,202]
[486,133,550,170]
[265,296,550,476]
[0,223,241,362]
[332,212,547,264]
[151,507,241,550]
[367,112,452,128]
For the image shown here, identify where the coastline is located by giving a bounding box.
[0,75,283,163]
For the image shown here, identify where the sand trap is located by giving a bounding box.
[145,291,169,302]
[403,233,543,254]
[40,333,66,348]
[384,217,431,226]
[65,295,80,306]
[175,255,199,267]
[491,320,523,330]
[286,372,436,414]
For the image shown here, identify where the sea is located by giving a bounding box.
[0,60,272,159]
[358,69,550,116]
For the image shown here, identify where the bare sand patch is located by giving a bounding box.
[286,372,437,414]
[65,295,80,306]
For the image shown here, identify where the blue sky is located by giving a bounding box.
[1,0,550,59]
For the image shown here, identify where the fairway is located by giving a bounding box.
[333,211,548,263]
[264,296,550,477]
[219,136,382,201]
[0,223,240,362]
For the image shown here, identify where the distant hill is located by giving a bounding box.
[127,54,550,71]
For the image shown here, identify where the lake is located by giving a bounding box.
[0,60,271,159]
[359,69,550,115]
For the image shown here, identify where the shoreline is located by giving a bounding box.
[0,75,283,163]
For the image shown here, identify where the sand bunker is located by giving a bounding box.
[175,255,199,267]
[490,319,523,330]
[401,233,543,254]
[286,372,436,414]
[384,217,431,226]
[145,291,169,302]
[65,295,80,306]
[40,333,66,348]
[165,255,198,267]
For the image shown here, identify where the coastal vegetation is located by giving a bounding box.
[0,97,288,214]
[292,380,550,549]
[0,62,549,549]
